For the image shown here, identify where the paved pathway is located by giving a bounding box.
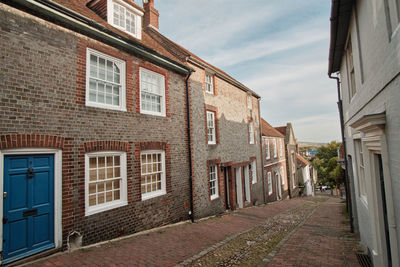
[23,197,359,267]
[266,197,359,267]
[27,199,305,267]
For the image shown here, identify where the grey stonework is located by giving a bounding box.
[189,64,264,219]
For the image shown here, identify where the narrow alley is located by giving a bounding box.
[23,197,360,267]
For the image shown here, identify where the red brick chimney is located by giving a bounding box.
[143,0,159,30]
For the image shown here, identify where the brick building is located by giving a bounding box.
[143,2,264,218]
[276,123,299,198]
[0,0,193,263]
[0,0,265,263]
[261,119,288,202]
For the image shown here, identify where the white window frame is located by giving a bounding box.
[249,121,255,144]
[247,95,252,109]
[140,150,166,201]
[205,73,214,94]
[86,48,126,111]
[279,139,283,157]
[85,151,128,216]
[346,38,356,100]
[107,0,143,39]
[209,165,219,200]
[265,139,270,159]
[251,160,257,184]
[207,111,216,145]
[268,172,272,195]
[281,166,285,185]
[355,140,367,204]
[140,67,166,117]
[273,139,277,158]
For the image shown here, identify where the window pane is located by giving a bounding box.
[89,183,96,194]
[106,191,113,202]
[98,169,105,180]
[113,179,119,188]
[106,181,113,191]
[90,170,97,181]
[89,195,96,206]
[98,193,105,204]
[107,167,113,178]
[114,190,120,200]
[115,167,120,177]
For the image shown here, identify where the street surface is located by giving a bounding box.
[24,197,359,267]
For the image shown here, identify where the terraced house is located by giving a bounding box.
[0,0,263,263]
[261,119,288,202]
[0,0,194,263]
[143,1,264,218]
[276,123,299,198]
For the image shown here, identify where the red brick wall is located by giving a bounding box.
[0,6,190,248]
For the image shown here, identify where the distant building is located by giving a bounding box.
[276,123,299,198]
[296,154,314,196]
[329,0,400,266]
[261,119,288,202]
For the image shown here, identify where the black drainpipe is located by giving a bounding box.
[329,73,354,233]
[185,71,195,223]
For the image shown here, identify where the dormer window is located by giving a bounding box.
[205,73,214,94]
[107,0,143,39]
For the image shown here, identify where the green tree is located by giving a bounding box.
[312,141,342,188]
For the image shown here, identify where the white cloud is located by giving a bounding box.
[156,0,339,143]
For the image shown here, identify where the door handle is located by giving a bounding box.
[27,168,34,179]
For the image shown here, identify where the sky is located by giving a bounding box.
[148,0,341,143]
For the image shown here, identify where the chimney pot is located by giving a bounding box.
[143,0,159,30]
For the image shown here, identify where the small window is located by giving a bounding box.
[346,38,356,99]
[209,165,218,200]
[85,151,127,216]
[355,140,367,200]
[86,48,126,111]
[265,139,270,159]
[109,1,142,39]
[279,139,284,157]
[273,139,277,158]
[247,95,252,109]
[251,160,257,184]
[141,150,166,200]
[249,121,254,144]
[205,73,214,94]
[140,68,166,117]
[207,111,216,144]
[268,172,272,195]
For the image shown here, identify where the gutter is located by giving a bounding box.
[258,99,266,204]
[5,0,192,75]
[185,70,195,223]
[328,0,354,233]
[329,73,354,233]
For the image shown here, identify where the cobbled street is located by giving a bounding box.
[23,197,360,267]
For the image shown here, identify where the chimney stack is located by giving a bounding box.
[143,0,159,30]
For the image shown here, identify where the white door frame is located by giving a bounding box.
[276,171,282,200]
[243,165,251,202]
[235,167,243,208]
[0,148,63,263]
[351,113,399,267]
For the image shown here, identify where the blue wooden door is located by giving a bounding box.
[3,155,55,263]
